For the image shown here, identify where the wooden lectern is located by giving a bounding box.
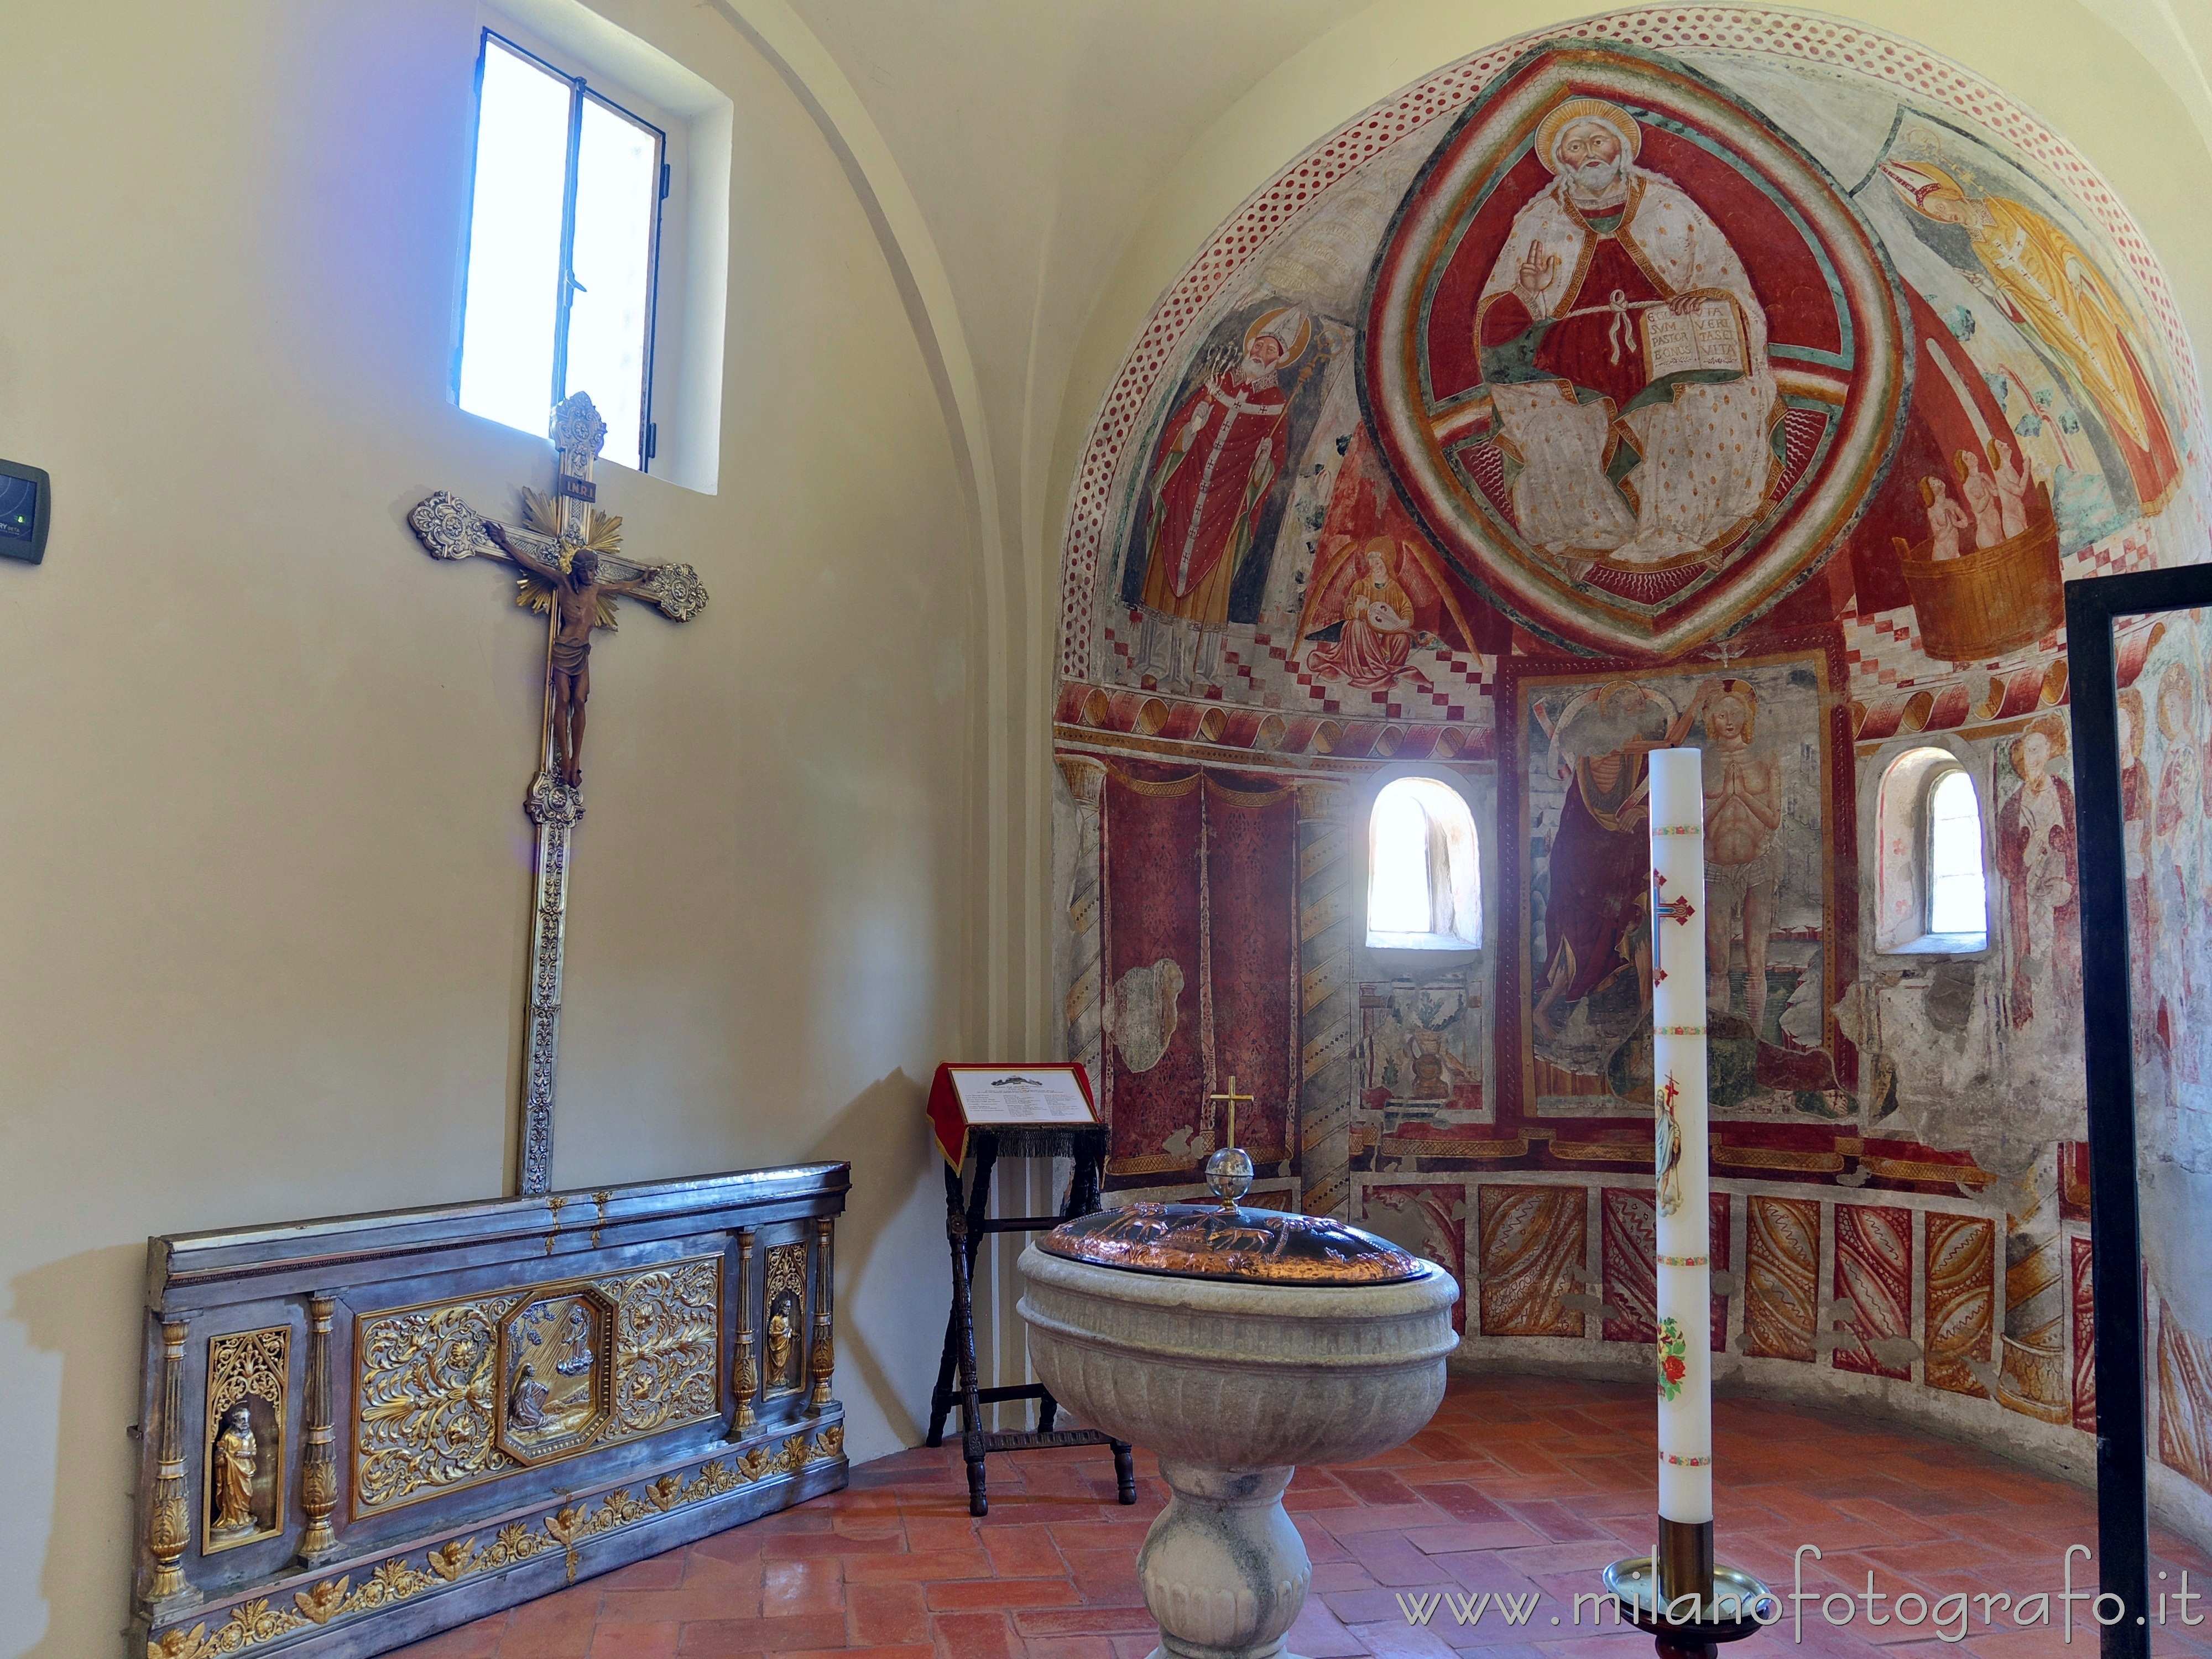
[924,1064,1137,1516]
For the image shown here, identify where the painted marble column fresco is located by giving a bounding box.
[2071,1234,2095,1434]
[1743,1196,1821,1363]
[1832,1204,1913,1379]
[1600,1188,1730,1351]
[1477,1185,1585,1337]
[1923,1213,1997,1399]
[1998,1162,2070,1424]
[1295,782,1358,1219]
[1059,757,1110,1098]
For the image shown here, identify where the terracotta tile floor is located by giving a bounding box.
[397,1375,2212,1659]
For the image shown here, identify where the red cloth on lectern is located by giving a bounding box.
[927,1062,1097,1171]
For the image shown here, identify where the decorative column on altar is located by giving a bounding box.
[1604,749,1773,1659]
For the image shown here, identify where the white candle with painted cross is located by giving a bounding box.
[1648,748,1713,1601]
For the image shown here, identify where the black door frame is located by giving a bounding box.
[2064,565,2212,1659]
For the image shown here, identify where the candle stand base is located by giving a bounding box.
[1603,1556,1776,1659]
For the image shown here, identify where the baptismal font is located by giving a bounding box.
[1020,1077,1458,1659]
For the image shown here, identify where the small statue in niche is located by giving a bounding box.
[508,1361,550,1430]
[211,1404,258,1535]
[766,1309,794,1387]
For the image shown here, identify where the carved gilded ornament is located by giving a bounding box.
[298,1295,338,1559]
[612,1262,722,1436]
[764,1240,807,1303]
[734,1231,760,1431]
[147,1425,844,1659]
[145,1317,192,1605]
[353,1300,507,1514]
[808,1218,837,1413]
[353,1258,722,1515]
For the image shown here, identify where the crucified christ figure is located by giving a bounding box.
[483,521,655,789]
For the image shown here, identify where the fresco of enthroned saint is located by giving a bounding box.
[1475,97,1779,567]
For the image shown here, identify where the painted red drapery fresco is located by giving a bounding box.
[1099,764,1299,1180]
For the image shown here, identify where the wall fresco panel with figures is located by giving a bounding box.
[1052,0,2209,1523]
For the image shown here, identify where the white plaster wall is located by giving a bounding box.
[0,3,975,1651]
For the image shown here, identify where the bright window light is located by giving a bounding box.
[1367,778,1483,950]
[1369,785,1434,936]
[568,98,660,470]
[457,33,664,471]
[1927,769,1986,935]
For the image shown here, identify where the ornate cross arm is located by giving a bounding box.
[407,490,708,623]
[624,557,708,622]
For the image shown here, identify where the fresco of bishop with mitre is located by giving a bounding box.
[1474,97,1778,567]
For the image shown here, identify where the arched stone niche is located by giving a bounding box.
[1050,3,2209,1542]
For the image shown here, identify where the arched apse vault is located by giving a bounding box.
[1050,3,2212,1545]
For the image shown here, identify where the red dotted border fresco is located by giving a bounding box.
[1057,4,2204,681]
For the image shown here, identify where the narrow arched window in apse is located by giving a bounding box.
[1874,748,1988,952]
[1366,778,1482,950]
[1926,768,1987,936]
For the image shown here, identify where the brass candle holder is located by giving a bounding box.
[1602,1536,1775,1659]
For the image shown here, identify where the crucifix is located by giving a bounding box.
[408,392,708,1195]
[1204,1074,1255,1208]
[1209,1074,1253,1154]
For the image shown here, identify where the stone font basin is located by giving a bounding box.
[1019,1206,1458,1659]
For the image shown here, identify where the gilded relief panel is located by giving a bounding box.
[496,1286,615,1467]
[204,1326,288,1554]
[353,1255,723,1516]
[611,1260,723,1436]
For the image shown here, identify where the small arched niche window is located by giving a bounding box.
[1875,747,1989,953]
[1366,778,1482,950]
